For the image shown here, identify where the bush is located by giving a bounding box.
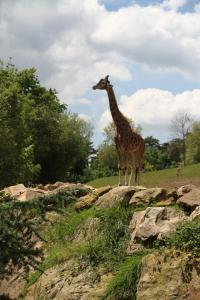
[0,189,76,278]
[167,219,200,256]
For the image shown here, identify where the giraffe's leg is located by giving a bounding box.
[124,156,128,186]
[129,155,135,186]
[136,161,142,185]
[118,164,122,186]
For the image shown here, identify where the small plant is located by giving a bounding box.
[81,204,134,268]
[102,254,144,300]
[167,219,200,256]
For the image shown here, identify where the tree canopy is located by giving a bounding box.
[0,61,93,187]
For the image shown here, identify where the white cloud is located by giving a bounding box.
[1,0,200,146]
[99,88,200,140]
[78,113,90,121]
[194,3,200,12]
[92,3,200,80]
[0,0,200,125]
[162,0,187,11]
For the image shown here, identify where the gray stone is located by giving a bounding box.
[25,260,112,300]
[177,188,200,210]
[177,185,196,197]
[95,186,137,208]
[128,207,187,243]
[4,184,26,199]
[137,251,200,300]
[129,188,168,206]
[189,206,200,220]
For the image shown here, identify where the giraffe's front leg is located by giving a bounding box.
[118,165,122,186]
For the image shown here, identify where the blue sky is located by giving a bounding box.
[1,0,200,146]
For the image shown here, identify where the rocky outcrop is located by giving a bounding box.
[177,188,200,211]
[95,186,145,208]
[1,182,94,202]
[17,188,46,201]
[129,187,177,207]
[3,183,27,198]
[75,186,112,210]
[177,184,196,197]
[72,217,100,242]
[128,207,187,245]
[137,251,200,300]
[189,206,200,220]
[25,260,112,300]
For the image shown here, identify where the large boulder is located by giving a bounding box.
[177,188,200,211]
[75,186,112,210]
[189,206,200,221]
[137,251,200,300]
[129,188,175,207]
[4,184,27,199]
[95,186,141,208]
[128,207,187,245]
[17,188,46,201]
[25,260,112,300]
[177,185,196,197]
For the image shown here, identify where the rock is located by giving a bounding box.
[128,207,187,244]
[129,188,168,206]
[0,269,26,299]
[137,251,200,300]
[155,198,176,207]
[126,242,145,254]
[177,185,196,197]
[25,260,111,300]
[58,183,95,198]
[95,186,136,208]
[96,185,113,197]
[4,184,27,198]
[75,193,98,210]
[17,188,46,201]
[72,217,100,242]
[75,186,112,210]
[177,188,200,211]
[189,206,200,220]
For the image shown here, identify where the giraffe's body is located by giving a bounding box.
[93,75,145,185]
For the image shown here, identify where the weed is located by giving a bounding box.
[102,254,145,300]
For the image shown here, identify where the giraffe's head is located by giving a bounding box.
[92,75,112,90]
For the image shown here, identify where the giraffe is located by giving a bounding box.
[93,75,145,185]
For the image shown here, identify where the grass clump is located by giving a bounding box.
[102,254,144,300]
[166,219,200,256]
[80,204,134,268]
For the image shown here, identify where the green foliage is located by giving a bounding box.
[186,121,200,164]
[102,255,144,300]
[0,189,76,278]
[166,219,200,256]
[81,204,134,267]
[0,60,93,187]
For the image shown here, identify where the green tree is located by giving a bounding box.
[0,61,93,187]
[186,122,200,164]
[170,111,193,165]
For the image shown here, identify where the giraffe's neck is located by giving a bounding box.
[106,85,130,132]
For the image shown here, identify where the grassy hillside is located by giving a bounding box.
[87,163,200,188]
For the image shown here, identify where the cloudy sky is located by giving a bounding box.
[1,0,200,146]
